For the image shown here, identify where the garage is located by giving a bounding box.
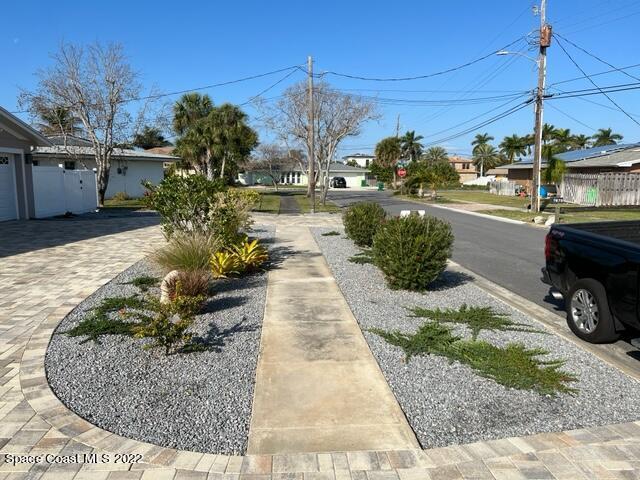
[0,106,53,221]
[0,152,17,221]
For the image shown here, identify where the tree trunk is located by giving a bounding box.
[392,170,397,190]
[219,154,227,179]
[96,164,109,207]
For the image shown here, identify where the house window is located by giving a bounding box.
[64,161,76,170]
[463,163,469,170]
[296,172,301,184]
[0,156,9,165]
[32,160,39,166]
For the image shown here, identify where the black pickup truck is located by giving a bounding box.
[542,221,640,343]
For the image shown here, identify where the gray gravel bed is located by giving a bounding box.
[46,225,274,454]
[312,227,640,449]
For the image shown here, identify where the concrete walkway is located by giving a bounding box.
[248,225,420,454]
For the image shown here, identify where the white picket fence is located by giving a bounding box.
[32,167,97,218]
[560,172,640,206]
[489,180,517,196]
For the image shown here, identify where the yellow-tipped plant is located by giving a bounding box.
[231,238,268,272]
[210,251,240,278]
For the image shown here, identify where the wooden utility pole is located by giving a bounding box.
[395,114,401,138]
[307,55,316,213]
[532,0,551,213]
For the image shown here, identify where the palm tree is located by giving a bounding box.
[552,128,572,152]
[472,143,505,176]
[132,126,172,149]
[173,93,214,135]
[541,145,566,188]
[542,123,557,145]
[471,132,494,155]
[34,105,83,136]
[591,128,623,147]
[499,134,528,163]
[421,146,448,165]
[570,134,591,150]
[400,130,424,163]
[374,137,402,188]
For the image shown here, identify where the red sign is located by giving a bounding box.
[397,167,407,178]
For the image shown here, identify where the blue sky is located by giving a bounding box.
[2,0,639,156]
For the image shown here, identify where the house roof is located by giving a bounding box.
[486,167,509,175]
[146,146,175,155]
[329,162,369,173]
[47,134,93,147]
[448,155,473,163]
[503,143,640,170]
[342,153,375,159]
[0,106,52,146]
[33,144,179,162]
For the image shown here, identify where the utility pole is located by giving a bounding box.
[307,55,316,214]
[395,114,401,138]
[532,0,551,213]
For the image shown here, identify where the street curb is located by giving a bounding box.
[426,203,526,224]
[447,260,640,383]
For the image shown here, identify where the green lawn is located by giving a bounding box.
[103,198,147,209]
[253,193,281,213]
[479,208,640,224]
[434,190,532,208]
[294,193,341,213]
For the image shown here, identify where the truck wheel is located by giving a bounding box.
[566,278,619,343]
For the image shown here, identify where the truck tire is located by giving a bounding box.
[566,278,619,343]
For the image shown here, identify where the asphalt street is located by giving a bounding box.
[327,190,564,314]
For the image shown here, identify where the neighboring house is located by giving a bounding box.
[448,155,478,183]
[239,163,372,188]
[33,136,178,198]
[504,143,640,189]
[342,153,375,168]
[485,167,509,179]
[0,106,52,221]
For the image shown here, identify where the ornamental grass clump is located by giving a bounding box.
[343,202,386,247]
[151,232,221,273]
[372,215,453,291]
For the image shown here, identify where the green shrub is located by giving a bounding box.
[151,232,221,273]
[342,202,386,247]
[133,294,205,354]
[143,175,258,241]
[372,215,453,291]
[112,191,130,202]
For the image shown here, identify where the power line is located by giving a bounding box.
[547,83,640,100]
[240,68,302,106]
[319,37,526,82]
[548,85,640,117]
[554,36,640,127]
[11,65,302,114]
[545,102,596,131]
[548,63,640,87]
[553,33,640,83]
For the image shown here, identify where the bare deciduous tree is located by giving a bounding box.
[19,41,143,206]
[243,144,300,191]
[256,81,378,204]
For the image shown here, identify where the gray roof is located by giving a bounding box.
[329,162,369,173]
[33,144,178,162]
[503,144,640,170]
[0,106,52,146]
[47,135,93,147]
[342,153,375,159]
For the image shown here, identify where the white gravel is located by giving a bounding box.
[45,225,274,455]
[312,227,640,449]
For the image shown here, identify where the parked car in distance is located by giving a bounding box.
[542,221,640,343]
[330,177,347,188]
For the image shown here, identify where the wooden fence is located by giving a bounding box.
[560,173,640,206]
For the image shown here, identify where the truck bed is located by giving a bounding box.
[561,221,640,248]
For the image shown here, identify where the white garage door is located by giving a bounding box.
[0,153,18,221]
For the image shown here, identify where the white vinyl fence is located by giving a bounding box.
[489,180,517,196]
[32,167,97,218]
[560,172,640,206]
